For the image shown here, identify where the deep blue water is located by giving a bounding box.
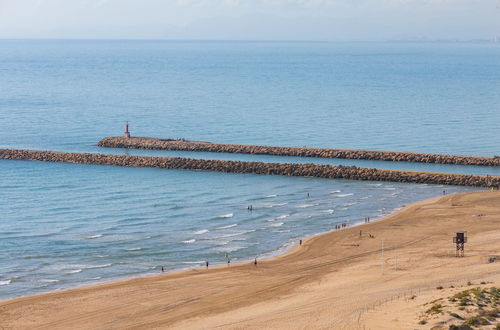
[0,40,498,298]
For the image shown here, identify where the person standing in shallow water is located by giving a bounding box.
[205,261,209,269]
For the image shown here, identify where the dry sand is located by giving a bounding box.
[1,191,499,329]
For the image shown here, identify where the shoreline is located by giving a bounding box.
[0,193,417,303]
[0,196,396,302]
[2,190,499,329]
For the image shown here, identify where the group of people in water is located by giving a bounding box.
[335,223,348,230]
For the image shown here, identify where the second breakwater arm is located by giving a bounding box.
[0,148,499,188]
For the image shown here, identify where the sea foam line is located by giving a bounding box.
[85,234,103,239]
[217,213,234,218]
[193,229,209,235]
[216,224,237,230]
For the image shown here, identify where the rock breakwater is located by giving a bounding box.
[1,149,499,188]
[97,137,500,167]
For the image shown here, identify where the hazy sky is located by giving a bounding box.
[0,0,499,40]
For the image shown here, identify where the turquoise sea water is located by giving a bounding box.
[0,40,498,298]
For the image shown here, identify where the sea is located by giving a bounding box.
[0,40,499,299]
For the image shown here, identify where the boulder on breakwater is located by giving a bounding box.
[1,148,499,188]
[97,137,500,167]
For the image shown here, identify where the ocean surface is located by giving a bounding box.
[0,40,498,299]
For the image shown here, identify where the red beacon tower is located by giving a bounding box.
[124,122,131,138]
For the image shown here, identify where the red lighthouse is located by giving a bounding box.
[124,122,131,138]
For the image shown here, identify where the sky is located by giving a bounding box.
[0,0,499,41]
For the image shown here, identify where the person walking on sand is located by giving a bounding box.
[205,261,209,269]
[254,257,257,266]
[359,230,362,238]
[299,239,302,246]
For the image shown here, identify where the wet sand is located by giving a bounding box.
[1,191,499,329]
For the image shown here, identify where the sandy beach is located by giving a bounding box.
[1,191,499,329]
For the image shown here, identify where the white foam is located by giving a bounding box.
[270,222,284,227]
[276,214,289,220]
[182,261,204,265]
[322,209,334,214]
[85,234,103,239]
[86,263,112,269]
[66,269,82,274]
[0,280,11,286]
[336,193,354,197]
[39,279,59,283]
[125,247,142,251]
[182,239,196,244]
[193,229,209,235]
[329,190,341,194]
[271,202,288,207]
[218,213,234,218]
[265,194,278,198]
[219,230,255,238]
[216,224,237,230]
[297,203,318,208]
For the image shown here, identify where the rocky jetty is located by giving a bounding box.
[97,137,500,167]
[1,149,499,188]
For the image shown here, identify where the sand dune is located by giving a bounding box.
[1,191,499,329]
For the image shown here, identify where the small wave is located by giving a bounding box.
[182,261,204,265]
[66,269,82,274]
[85,234,103,239]
[384,187,397,191]
[270,202,288,207]
[276,214,289,220]
[193,229,209,235]
[216,224,237,230]
[89,277,102,280]
[272,229,291,233]
[219,230,255,238]
[330,190,341,194]
[182,239,196,244]
[265,194,278,198]
[270,222,284,227]
[39,279,59,283]
[336,193,354,198]
[217,213,234,218]
[125,247,142,251]
[297,203,318,208]
[0,280,11,286]
[322,209,334,214]
[86,263,112,269]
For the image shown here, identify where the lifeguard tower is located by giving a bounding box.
[453,232,467,257]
